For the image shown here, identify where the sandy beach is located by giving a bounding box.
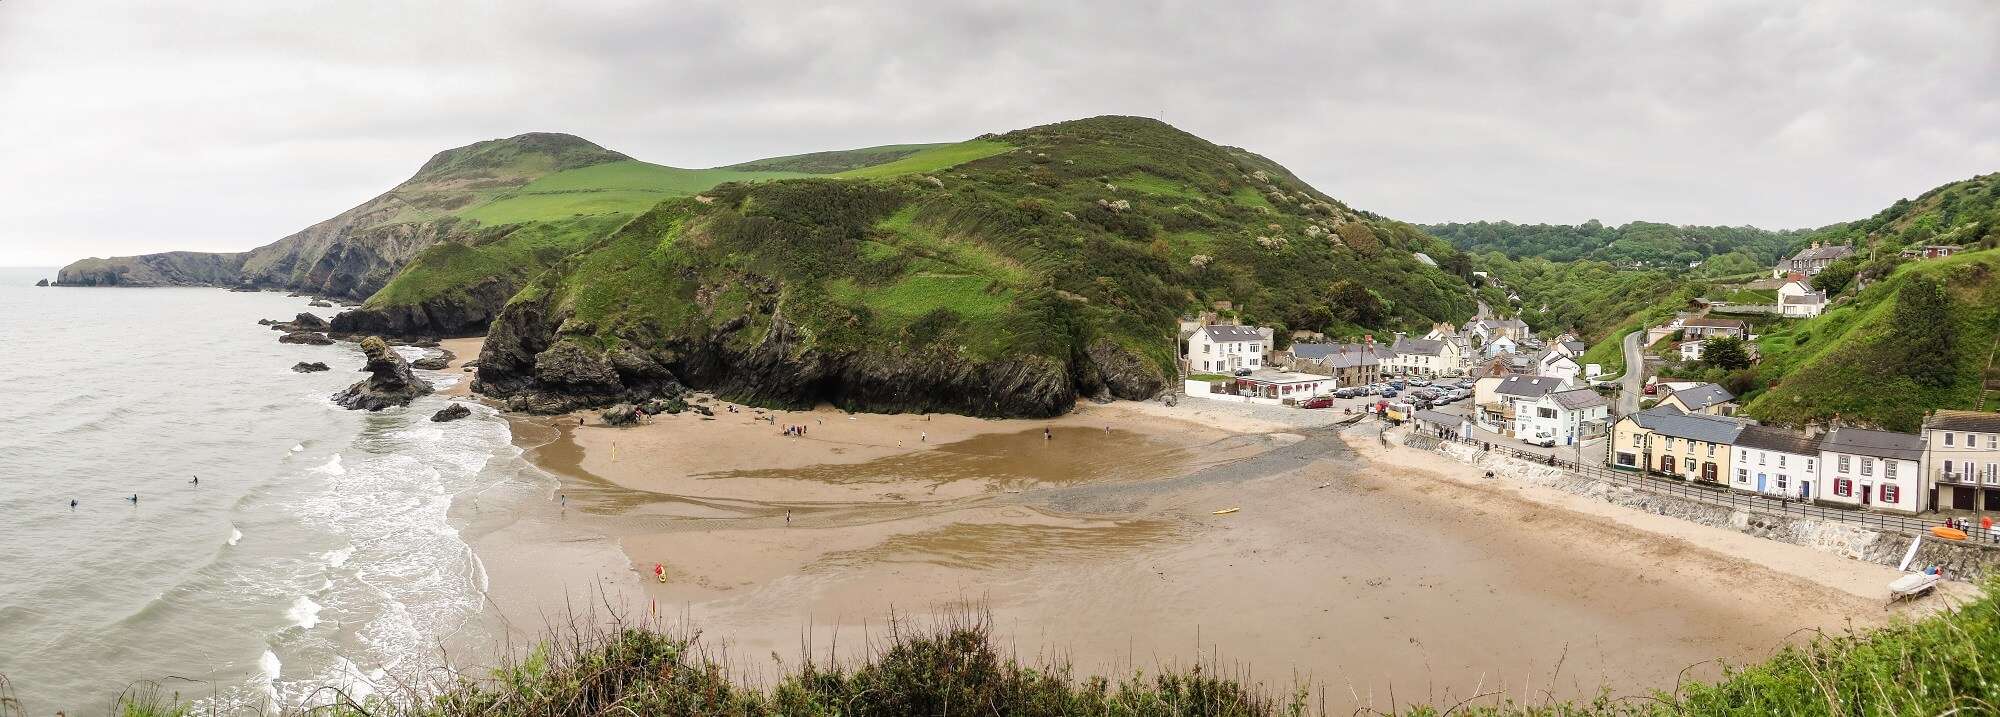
[469,393,1941,712]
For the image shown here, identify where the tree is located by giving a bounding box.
[1702,335,1752,371]
[1811,257,1861,295]
[1891,274,1956,388]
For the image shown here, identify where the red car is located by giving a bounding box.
[1299,396,1336,409]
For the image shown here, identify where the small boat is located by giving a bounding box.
[1931,526,1968,541]
[1211,507,1240,515]
[1888,572,1940,606]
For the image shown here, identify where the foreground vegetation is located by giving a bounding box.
[41,581,2000,716]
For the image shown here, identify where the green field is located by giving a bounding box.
[458,161,812,224]
[830,140,1012,179]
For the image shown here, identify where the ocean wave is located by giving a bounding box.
[286,596,321,630]
[260,649,283,703]
[323,545,354,568]
[291,443,305,453]
[228,526,243,546]
[312,455,345,476]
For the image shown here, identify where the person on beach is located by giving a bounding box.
[1044,427,1052,441]
[921,431,927,443]
[785,510,792,526]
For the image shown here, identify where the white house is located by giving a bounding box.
[1680,339,1706,361]
[1388,336,1460,378]
[1483,375,1570,436]
[1482,335,1519,359]
[1187,325,1269,374]
[1731,425,1822,501]
[1468,318,1531,344]
[1516,388,1609,446]
[1532,350,1581,384]
[1778,280,1827,317]
[1818,426,1925,514]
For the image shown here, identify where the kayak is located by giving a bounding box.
[1931,526,1968,541]
[1211,507,1240,515]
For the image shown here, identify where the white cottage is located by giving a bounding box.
[1778,280,1827,317]
[1516,388,1609,446]
[1818,427,1925,514]
[1187,325,1269,374]
[1731,425,1822,500]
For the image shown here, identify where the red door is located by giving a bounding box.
[1861,485,1872,506]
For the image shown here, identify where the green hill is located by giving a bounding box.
[1427,219,1813,272]
[1729,173,2000,430]
[474,116,1479,416]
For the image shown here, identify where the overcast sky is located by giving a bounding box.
[3,1,1997,266]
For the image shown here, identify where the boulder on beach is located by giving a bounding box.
[279,331,335,345]
[411,357,450,371]
[292,313,329,330]
[430,403,471,423]
[292,361,331,373]
[332,336,435,411]
[307,300,332,308]
[601,403,641,426]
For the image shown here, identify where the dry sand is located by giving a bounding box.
[476,397,1940,712]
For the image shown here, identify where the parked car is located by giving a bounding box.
[1410,379,1432,387]
[1390,380,1407,390]
[1457,379,1476,388]
[1382,389,1399,398]
[1524,434,1557,447]
[1234,368,1254,377]
[1299,395,1336,409]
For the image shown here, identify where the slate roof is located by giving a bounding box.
[1414,409,1465,427]
[1548,388,1607,410]
[1780,292,1827,305]
[1199,325,1264,342]
[1626,404,1686,430]
[1665,383,1735,411]
[1735,424,1821,456]
[1926,410,2000,434]
[1391,337,1447,356]
[1646,410,1749,444]
[1821,427,1924,461]
[1291,343,1390,368]
[1681,317,1746,330]
[1494,375,1566,398]
[1790,244,1855,263]
[1560,340,1587,354]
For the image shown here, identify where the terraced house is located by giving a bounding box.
[1819,427,1924,514]
[1731,425,1821,501]
[1925,410,2000,512]
[1388,335,1460,378]
[1610,404,1745,483]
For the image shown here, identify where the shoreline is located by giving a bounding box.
[458,386,1943,710]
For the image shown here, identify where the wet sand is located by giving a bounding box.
[475,399,1925,712]
[437,337,482,397]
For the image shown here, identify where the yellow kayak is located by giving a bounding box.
[1932,526,1968,541]
[1211,507,1240,515]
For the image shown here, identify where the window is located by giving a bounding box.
[1707,443,1716,457]
[1838,455,1850,472]
[1968,433,1977,447]
[1249,358,1259,367]
[1777,475,1789,490]
[1886,461,1897,479]
[1946,459,1956,477]
[1947,433,1956,446]
[1806,458,1814,473]
[1989,434,1997,449]
[1757,451,1765,465]
[1779,454,1787,468]
[1537,407,1556,419]
[1736,468,1748,484]
[1882,485,1900,504]
[1631,433,1642,447]
[1835,478,1852,497]
[1861,458,1874,477]
[1665,437,1676,450]
[1685,457,1696,471]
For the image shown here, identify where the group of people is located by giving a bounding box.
[1943,515,1996,541]
[783,423,810,437]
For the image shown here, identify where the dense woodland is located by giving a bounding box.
[1426,219,1812,275]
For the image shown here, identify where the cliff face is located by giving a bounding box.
[56,133,627,299]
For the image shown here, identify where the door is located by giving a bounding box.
[1801,480,1811,500]
[1860,484,1872,506]
[1954,486,1975,510]
[1756,474,1767,493]
[1984,488,2000,512]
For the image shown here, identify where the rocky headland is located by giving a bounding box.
[332,336,434,411]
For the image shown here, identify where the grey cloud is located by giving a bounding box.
[2,0,1997,266]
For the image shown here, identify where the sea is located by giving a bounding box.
[0,267,554,712]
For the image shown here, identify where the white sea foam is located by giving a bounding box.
[291,443,304,453]
[324,545,354,568]
[259,649,282,693]
[287,596,322,630]
[227,526,243,546]
[312,454,344,475]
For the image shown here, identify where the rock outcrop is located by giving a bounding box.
[601,404,641,426]
[279,332,334,345]
[330,275,520,338]
[292,361,331,373]
[430,403,471,422]
[332,336,434,411]
[35,278,48,287]
[411,357,450,371]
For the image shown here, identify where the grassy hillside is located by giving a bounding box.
[1743,248,2000,430]
[477,116,1480,415]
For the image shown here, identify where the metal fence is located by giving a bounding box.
[1416,427,2000,546]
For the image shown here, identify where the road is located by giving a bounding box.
[1616,328,1645,415]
